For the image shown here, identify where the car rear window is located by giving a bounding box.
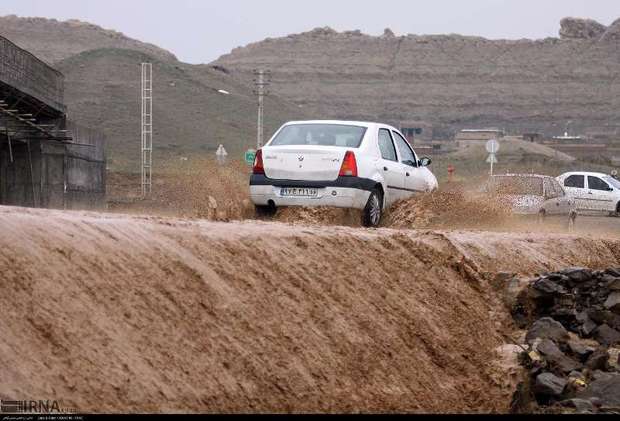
[489,177,544,196]
[270,124,367,147]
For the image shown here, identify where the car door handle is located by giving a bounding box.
[384,167,389,172]
[406,172,410,177]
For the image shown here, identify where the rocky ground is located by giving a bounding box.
[507,268,620,413]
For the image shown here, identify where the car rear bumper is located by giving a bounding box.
[249,174,374,209]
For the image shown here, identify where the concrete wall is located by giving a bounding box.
[0,125,106,210]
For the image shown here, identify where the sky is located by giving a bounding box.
[1,0,620,64]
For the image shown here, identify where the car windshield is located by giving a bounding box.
[270,124,367,148]
[604,176,620,189]
[488,176,544,196]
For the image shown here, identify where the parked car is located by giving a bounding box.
[483,174,577,225]
[249,120,438,227]
[557,171,620,216]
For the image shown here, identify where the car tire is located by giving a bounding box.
[362,189,383,228]
[255,204,277,218]
[537,209,546,224]
[616,202,620,217]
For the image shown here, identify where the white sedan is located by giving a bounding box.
[250,120,438,227]
[557,171,620,216]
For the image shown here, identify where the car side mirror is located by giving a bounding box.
[419,157,432,167]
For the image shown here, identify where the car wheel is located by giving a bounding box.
[537,209,546,224]
[362,190,382,228]
[255,204,277,218]
[616,202,620,217]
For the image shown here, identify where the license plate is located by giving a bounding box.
[280,187,319,197]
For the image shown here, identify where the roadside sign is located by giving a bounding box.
[245,149,257,166]
[486,154,498,164]
[486,139,500,154]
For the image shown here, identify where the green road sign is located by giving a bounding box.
[245,149,257,166]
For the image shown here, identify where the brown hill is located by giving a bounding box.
[212,18,620,139]
[0,15,177,63]
[0,16,305,170]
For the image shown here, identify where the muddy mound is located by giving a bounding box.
[386,190,510,229]
[2,208,620,412]
[274,206,361,226]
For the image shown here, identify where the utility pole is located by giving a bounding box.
[253,69,271,149]
[141,63,153,198]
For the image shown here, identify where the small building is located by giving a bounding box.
[0,35,105,209]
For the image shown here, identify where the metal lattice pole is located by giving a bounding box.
[253,69,271,149]
[141,63,153,198]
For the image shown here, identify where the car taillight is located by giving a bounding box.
[253,149,265,175]
[339,151,358,177]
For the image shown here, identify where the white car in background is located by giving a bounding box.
[557,171,620,216]
[250,120,438,227]
[483,174,577,224]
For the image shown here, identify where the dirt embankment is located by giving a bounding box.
[1,206,620,413]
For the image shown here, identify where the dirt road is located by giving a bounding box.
[1,205,619,413]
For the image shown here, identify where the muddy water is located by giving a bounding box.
[1,206,619,413]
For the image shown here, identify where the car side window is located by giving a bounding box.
[391,131,418,167]
[588,176,611,191]
[378,129,397,162]
[564,175,585,188]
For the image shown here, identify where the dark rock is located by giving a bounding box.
[591,370,614,381]
[605,268,620,278]
[567,339,595,361]
[594,324,620,346]
[577,312,598,337]
[586,348,610,371]
[588,309,612,325]
[569,370,586,381]
[535,372,567,397]
[547,273,570,283]
[561,267,593,283]
[577,374,620,407]
[526,317,570,344]
[560,18,607,40]
[560,398,596,413]
[604,292,620,313]
[533,278,568,295]
[537,339,582,373]
[608,279,620,291]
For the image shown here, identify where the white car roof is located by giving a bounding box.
[559,171,611,178]
[282,120,397,130]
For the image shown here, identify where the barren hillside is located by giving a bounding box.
[213,18,620,138]
[0,16,306,169]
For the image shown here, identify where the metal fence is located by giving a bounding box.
[0,35,65,112]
